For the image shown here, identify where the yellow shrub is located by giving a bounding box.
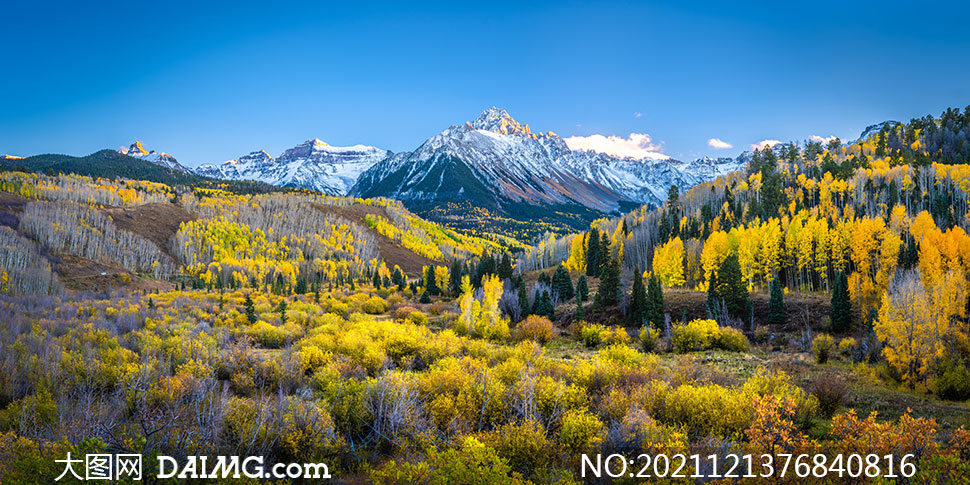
[662,384,751,435]
[559,409,605,455]
[813,333,836,363]
[838,337,857,356]
[717,327,749,352]
[515,315,555,343]
[671,319,721,352]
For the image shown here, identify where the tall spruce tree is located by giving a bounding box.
[552,264,574,301]
[277,300,288,324]
[244,294,257,324]
[767,276,785,326]
[597,257,620,307]
[449,260,463,295]
[498,253,513,281]
[646,275,665,329]
[598,232,612,276]
[714,253,749,325]
[372,269,382,289]
[628,265,647,326]
[425,266,441,296]
[831,272,852,332]
[536,290,555,319]
[393,267,406,291]
[576,274,589,302]
[586,229,600,277]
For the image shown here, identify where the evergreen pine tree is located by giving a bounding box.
[474,252,496,287]
[425,266,441,296]
[244,294,257,324]
[498,253,513,281]
[646,275,664,329]
[706,271,720,315]
[767,276,785,326]
[420,291,431,303]
[586,229,600,277]
[628,265,647,326]
[598,232,612,276]
[147,297,155,309]
[538,271,551,287]
[715,254,749,325]
[831,272,852,332]
[575,293,585,320]
[449,260,463,296]
[295,278,307,294]
[597,257,620,307]
[552,264,574,301]
[277,300,288,324]
[393,267,406,291]
[576,275,589,302]
[537,290,555,319]
[373,270,382,289]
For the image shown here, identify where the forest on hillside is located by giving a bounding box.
[0,108,968,484]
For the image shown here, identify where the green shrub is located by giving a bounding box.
[935,358,970,401]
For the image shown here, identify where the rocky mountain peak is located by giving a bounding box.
[470,107,532,136]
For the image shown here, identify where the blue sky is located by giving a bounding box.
[2,1,969,166]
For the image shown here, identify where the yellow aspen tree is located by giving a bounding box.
[876,270,965,387]
[700,230,730,291]
[564,234,586,273]
[653,236,686,287]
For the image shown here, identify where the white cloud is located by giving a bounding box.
[634,112,643,118]
[564,133,667,160]
[750,139,783,151]
[810,135,837,144]
[707,138,733,149]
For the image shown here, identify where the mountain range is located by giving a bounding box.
[195,139,389,195]
[121,108,745,232]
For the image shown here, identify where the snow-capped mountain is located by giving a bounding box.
[351,107,744,212]
[352,108,625,212]
[196,139,389,195]
[118,141,190,172]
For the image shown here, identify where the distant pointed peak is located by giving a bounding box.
[127,141,148,156]
[471,107,531,136]
[306,138,329,147]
